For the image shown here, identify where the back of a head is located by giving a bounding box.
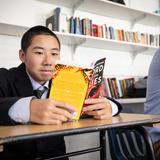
[21,25,60,52]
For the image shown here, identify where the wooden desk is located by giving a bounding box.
[0,113,160,159]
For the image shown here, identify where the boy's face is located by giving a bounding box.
[19,35,60,84]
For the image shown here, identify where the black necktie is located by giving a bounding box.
[33,89,45,99]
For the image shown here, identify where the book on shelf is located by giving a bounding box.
[46,7,68,33]
[92,24,98,37]
[74,17,81,34]
[49,58,106,121]
[68,16,75,34]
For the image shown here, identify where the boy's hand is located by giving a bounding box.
[82,97,112,119]
[30,99,76,125]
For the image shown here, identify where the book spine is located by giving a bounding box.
[69,17,74,33]
[74,17,81,34]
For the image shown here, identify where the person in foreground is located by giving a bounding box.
[144,48,160,159]
[0,25,121,160]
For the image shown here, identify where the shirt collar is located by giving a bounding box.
[26,71,49,90]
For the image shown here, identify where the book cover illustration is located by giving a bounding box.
[49,62,93,120]
[85,58,106,99]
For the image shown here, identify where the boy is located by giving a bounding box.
[0,26,121,159]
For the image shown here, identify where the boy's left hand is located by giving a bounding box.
[82,97,112,119]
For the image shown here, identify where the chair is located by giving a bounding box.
[107,126,156,160]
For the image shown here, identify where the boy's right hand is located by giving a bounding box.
[29,99,76,125]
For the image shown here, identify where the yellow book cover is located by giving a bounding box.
[49,62,93,120]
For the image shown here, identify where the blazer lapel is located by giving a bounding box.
[14,63,34,97]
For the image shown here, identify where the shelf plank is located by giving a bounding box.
[0,23,29,37]
[39,0,160,26]
[55,32,158,52]
[0,23,158,53]
[117,98,146,104]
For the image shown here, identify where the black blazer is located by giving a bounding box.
[0,63,35,125]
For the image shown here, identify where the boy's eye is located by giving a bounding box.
[35,51,43,55]
[52,53,59,56]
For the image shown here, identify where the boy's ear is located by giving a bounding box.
[19,49,25,62]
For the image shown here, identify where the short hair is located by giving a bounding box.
[21,25,60,52]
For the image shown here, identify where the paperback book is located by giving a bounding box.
[49,58,106,120]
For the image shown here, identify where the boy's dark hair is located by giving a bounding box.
[21,25,60,52]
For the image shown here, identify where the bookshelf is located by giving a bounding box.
[40,0,160,54]
[1,1,159,50]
